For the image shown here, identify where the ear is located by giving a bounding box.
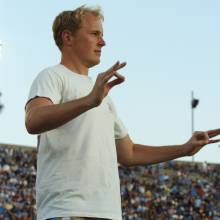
[61,30,73,47]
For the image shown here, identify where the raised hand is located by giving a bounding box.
[89,61,126,107]
[183,128,220,156]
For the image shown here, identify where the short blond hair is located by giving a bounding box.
[52,5,104,50]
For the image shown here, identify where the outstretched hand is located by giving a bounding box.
[89,61,126,106]
[183,128,220,156]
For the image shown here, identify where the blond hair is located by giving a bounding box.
[52,5,104,50]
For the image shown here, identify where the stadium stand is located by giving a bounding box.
[0,144,36,220]
[0,143,219,220]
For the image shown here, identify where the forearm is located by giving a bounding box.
[117,129,220,167]
[129,143,187,166]
[25,95,94,134]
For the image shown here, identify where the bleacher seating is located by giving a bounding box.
[0,144,219,220]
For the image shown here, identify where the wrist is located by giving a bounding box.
[85,94,99,108]
[180,143,190,157]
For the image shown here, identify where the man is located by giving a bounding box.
[25,5,220,220]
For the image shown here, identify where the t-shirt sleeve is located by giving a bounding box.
[108,97,128,139]
[27,68,62,105]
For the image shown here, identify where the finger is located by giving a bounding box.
[105,61,120,74]
[207,128,220,138]
[105,61,126,77]
[208,139,220,144]
[99,63,119,82]
[115,62,126,71]
[108,61,126,72]
[108,76,125,89]
[114,72,125,80]
[103,70,117,83]
[103,64,126,82]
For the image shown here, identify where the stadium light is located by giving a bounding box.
[191,90,199,162]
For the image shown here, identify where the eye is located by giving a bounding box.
[91,32,98,36]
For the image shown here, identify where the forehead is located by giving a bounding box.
[81,13,103,31]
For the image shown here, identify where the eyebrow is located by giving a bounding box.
[90,30,103,36]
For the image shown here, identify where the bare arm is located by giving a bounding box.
[116,129,220,167]
[25,96,94,134]
[25,61,126,134]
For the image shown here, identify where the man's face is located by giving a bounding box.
[71,13,105,68]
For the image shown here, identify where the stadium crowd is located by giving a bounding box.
[120,161,220,220]
[0,145,36,220]
[0,144,219,220]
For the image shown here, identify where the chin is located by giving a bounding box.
[88,59,100,68]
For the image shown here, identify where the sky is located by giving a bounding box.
[0,0,220,163]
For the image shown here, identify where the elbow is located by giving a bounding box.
[25,111,42,134]
[117,147,134,167]
[25,119,41,134]
[118,157,133,167]
[25,123,38,134]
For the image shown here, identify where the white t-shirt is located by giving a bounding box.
[27,64,128,220]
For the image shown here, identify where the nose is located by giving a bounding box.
[98,36,106,47]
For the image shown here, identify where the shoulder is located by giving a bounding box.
[31,65,66,87]
[37,65,62,79]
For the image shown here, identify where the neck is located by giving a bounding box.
[60,53,89,75]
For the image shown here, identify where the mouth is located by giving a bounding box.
[94,50,101,55]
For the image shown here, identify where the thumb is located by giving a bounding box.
[108,77,125,89]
